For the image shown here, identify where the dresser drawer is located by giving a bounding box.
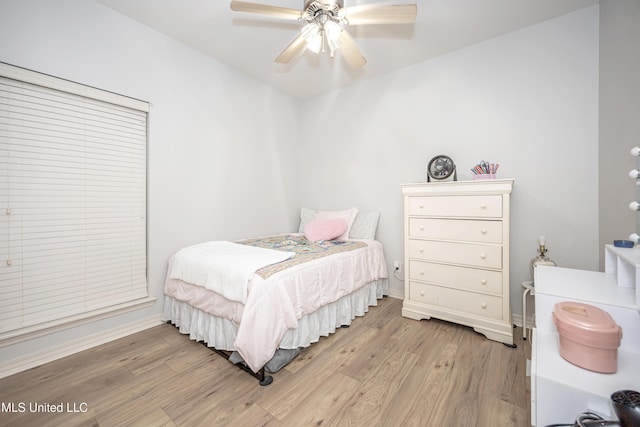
[410,282,503,320]
[408,195,502,218]
[408,218,502,243]
[409,260,503,295]
[408,239,502,269]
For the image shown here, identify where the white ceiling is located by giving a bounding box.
[94,0,599,99]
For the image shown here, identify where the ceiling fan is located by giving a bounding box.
[230,0,417,68]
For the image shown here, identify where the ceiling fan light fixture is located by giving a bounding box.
[327,38,339,58]
[324,20,341,57]
[301,22,322,53]
[324,19,341,42]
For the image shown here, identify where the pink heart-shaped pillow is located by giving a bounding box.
[304,218,348,242]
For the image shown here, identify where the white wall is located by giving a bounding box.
[0,0,301,371]
[299,6,600,315]
[599,0,640,266]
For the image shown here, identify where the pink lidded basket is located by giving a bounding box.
[552,301,622,373]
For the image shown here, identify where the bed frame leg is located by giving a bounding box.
[258,371,273,386]
[220,349,272,386]
[201,342,273,386]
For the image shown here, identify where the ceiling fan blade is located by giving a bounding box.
[230,1,302,21]
[338,30,367,68]
[343,3,417,25]
[275,33,308,64]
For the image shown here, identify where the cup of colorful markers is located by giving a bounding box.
[471,161,499,179]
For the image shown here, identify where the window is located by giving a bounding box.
[0,63,151,341]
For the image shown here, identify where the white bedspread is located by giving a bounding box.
[169,241,295,304]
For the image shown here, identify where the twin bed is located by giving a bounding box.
[161,208,389,385]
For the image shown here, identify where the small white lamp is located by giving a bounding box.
[529,235,557,281]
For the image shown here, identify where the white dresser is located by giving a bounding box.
[401,179,514,346]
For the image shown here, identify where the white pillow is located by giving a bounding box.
[298,207,359,240]
[349,211,380,240]
[298,207,316,233]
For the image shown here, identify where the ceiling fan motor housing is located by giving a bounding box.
[303,1,344,23]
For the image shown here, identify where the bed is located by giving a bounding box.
[161,208,389,385]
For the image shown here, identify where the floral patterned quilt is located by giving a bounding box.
[238,234,367,279]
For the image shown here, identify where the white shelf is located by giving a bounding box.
[605,244,640,272]
[536,330,640,395]
[605,245,640,310]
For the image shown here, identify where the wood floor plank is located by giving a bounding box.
[0,297,532,426]
[410,318,467,369]
[164,370,260,426]
[484,327,530,407]
[337,314,414,381]
[97,406,176,427]
[324,350,419,426]
[226,403,275,427]
[381,342,458,426]
[478,395,528,427]
[276,372,361,426]
[92,354,224,425]
[424,328,494,426]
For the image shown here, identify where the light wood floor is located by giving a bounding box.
[0,297,531,427]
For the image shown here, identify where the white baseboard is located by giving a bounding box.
[512,313,523,328]
[387,288,404,300]
[0,315,163,379]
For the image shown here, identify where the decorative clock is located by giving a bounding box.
[427,155,457,182]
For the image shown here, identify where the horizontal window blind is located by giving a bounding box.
[0,64,149,339]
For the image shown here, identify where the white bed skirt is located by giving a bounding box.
[162,278,388,351]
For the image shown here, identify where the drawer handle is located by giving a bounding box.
[481,228,487,234]
[480,204,487,209]
[419,270,425,275]
[420,291,425,296]
[481,279,487,285]
[419,247,424,253]
[481,302,487,309]
[480,253,486,259]
[420,226,425,231]
[419,204,424,209]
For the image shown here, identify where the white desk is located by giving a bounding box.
[531,265,640,426]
